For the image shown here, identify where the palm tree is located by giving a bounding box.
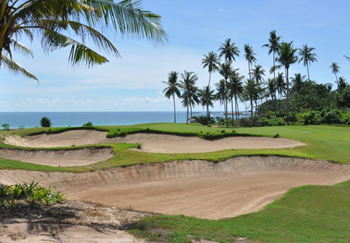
[330,62,340,84]
[250,65,265,84]
[179,71,198,124]
[243,44,257,79]
[219,61,233,127]
[199,86,215,124]
[218,39,240,62]
[276,72,287,99]
[262,30,281,84]
[162,71,181,123]
[230,71,244,120]
[276,42,298,125]
[202,51,220,122]
[265,78,277,115]
[215,79,226,115]
[244,79,258,117]
[250,65,265,115]
[299,44,317,110]
[298,45,317,82]
[0,0,168,80]
[290,73,307,95]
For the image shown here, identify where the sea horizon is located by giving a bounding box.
[0,111,250,129]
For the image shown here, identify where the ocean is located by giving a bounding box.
[0,111,249,129]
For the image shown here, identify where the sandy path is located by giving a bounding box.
[0,147,114,166]
[1,156,349,219]
[5,130,305,153]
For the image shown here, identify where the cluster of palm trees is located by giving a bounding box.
[163,30,349,126]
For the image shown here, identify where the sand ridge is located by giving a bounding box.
[0,147,114,167]
[5,130,306,153]
[1,156,349,219]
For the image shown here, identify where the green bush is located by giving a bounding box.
[40,117,51,127]
[82,121,93,127]
[2,123,9,131]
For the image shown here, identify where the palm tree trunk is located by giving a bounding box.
[274,94,277,117]
[235,94,239,121]
[286,68,290,126]
[186,95,189,124]
[224,78,228,127]
[307,64,312,111]
[273,52,277,117]
[250,99,253,117]
[231,98,234,126]
[173,95,176,123]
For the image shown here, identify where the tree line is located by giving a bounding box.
[163,30,349,126]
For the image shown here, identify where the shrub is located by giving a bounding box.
[324,110,343,124]
[40,117,51,127]
[120,131,127,136]
[221,130,226,133]
[82,121,93,127]
[274,133,280,138]
[136,142,142,149]
[2,123,9,131]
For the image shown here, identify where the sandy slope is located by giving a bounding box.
[0,147,114,166]
[1,156,349,219]
[5,130,305,153]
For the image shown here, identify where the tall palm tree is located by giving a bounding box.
[201,51,220,123]
[162,71,181,123]
[330,62,340,84]
[298,45,317,82]
[179,71,198,124]
[250,65,265,84]
[219,61,233,127]
[199,85,215,124]
[243,44,257,79]
[299,44,317,110]
[290,73,307,95]
[0,0,168,80]
[262,30,281,84]
[218,38,240,62]
[250,65,265,115]
[244,79,258,117]
[276,72,287,99]
[230,71,244,120]
[265,78,277,115]
[276,42,298,125]
[215,79,226,115]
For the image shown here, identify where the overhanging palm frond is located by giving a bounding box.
[11,40,34,57]
[41,29,109,67]
[86,0,168,45]
[1,53,38,81]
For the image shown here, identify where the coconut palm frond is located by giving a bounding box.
[1,53,38,81]
[11,40,34,57]
[41,29,109,67]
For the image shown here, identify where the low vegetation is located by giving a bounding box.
[0,181,66,209]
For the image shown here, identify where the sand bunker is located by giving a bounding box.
[0,147,113,167]
[5,130,305,153]
[1,156,349,219]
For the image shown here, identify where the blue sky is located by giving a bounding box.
[1,0,350,112]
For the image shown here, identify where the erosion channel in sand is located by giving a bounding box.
[1,156,350,219]
[0,147,114,166]
[5,129,305,153]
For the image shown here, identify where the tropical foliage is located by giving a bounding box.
[0,0,168,80]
